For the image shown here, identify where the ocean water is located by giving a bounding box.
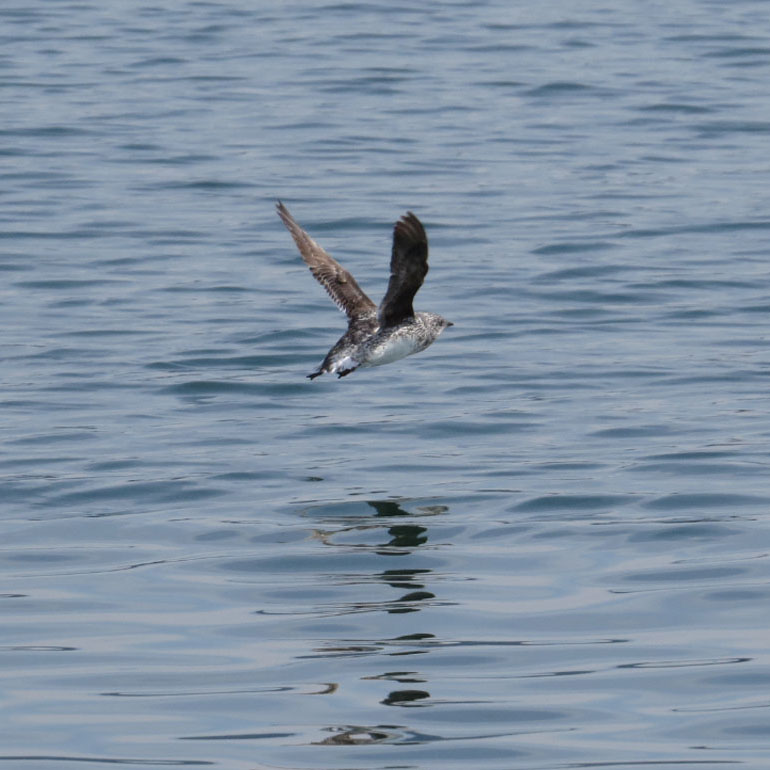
[3,1,770,768]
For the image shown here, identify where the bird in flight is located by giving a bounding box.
[277,202,452,379]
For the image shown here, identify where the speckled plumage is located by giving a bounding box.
[277,202,452,379]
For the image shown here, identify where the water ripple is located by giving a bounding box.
[4,2,770,769]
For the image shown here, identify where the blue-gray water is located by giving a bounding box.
[3,1,770,768]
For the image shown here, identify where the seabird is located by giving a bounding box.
[277,201,452,379]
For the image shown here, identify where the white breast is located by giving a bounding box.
[364,334,422,367]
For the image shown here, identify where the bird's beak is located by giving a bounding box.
[446,321,454,327]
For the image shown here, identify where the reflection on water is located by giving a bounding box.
[314,725,398,746]
[297,500,450,646]
[382,689,431,706]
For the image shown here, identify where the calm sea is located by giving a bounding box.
[3,1,770,768]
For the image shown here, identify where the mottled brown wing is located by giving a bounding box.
[378,212,428,327]
[276,202,376,319]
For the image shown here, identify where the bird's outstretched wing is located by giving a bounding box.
[378,212,428,327]
[277,201,376,320]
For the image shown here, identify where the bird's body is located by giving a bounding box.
[276,202,452,379]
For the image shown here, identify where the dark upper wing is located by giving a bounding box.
[378,211,428,327]
[276,202,376,319]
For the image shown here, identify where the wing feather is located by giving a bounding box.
[378,212,428,327]
[276,202,376,319]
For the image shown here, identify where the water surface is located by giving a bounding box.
[2,1,770,768]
